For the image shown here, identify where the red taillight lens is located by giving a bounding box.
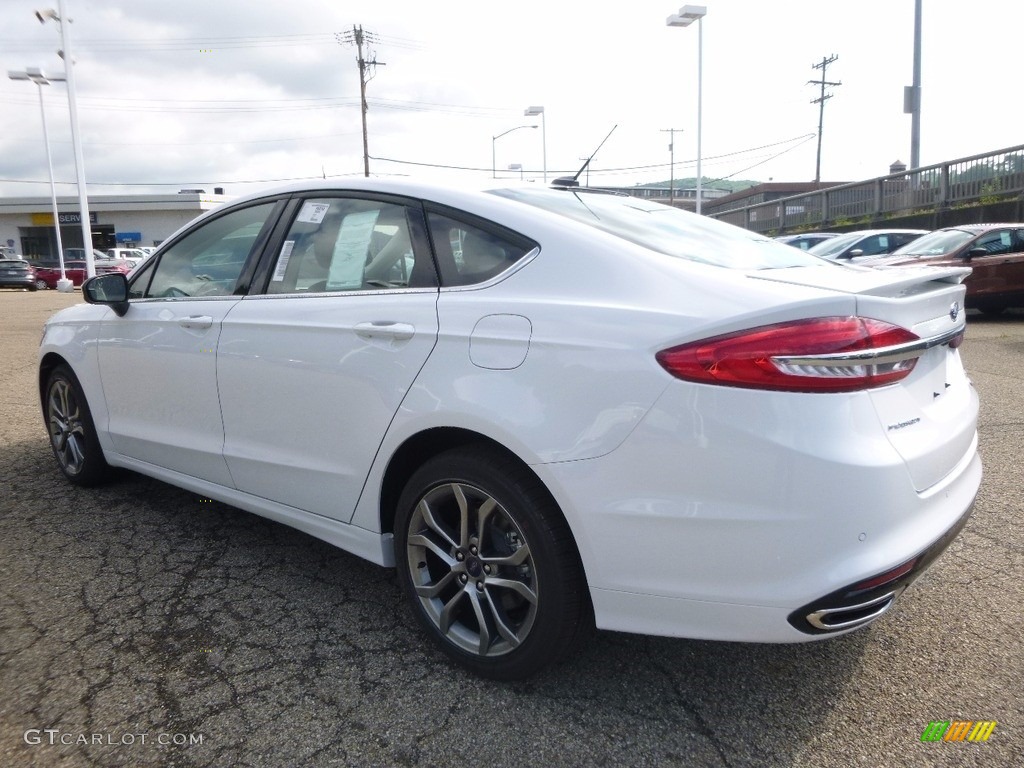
[849,558,918,594]
[656,317,920,393]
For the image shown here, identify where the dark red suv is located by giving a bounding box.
[880,224,1024,315]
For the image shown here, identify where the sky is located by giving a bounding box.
[0,0,1020,200]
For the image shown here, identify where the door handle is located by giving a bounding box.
[354,321,415,341]
[178,315,213,330]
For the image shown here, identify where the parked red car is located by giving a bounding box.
[32,259,133,290]
[879,224,1024,315]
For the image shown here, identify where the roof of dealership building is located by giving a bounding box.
[0,190,230,216]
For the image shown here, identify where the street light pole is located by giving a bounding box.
[524,106,546,182]
[908,0,922,171]
[37,1,95,279]
[492,125,537,179]
[8,66,71,291]
[661,128,683,206]
[667,6,707,214]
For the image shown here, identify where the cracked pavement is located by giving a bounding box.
[1,290,1021,767]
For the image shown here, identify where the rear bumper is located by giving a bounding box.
[535,380,982,643]
[787,497,974,635]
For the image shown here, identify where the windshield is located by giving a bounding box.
[807,232,860,258]
[891,229,974,257]
[489,188,826,270]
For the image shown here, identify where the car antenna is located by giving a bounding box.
[552,125,617,188]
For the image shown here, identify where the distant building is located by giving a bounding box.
[0,190,229,259]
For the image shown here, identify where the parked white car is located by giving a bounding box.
[105,247,148,267]
[39,178,981,679]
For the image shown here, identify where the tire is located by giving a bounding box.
[395,447,591,680]
[36,279,49,290]
[44,364,110,486]
[978,306,1006,317]
[29,283,38,292]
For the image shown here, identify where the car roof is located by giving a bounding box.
[938,223,1024,233]
[841,228,930,235]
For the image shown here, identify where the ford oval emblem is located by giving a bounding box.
[950,301,960,322]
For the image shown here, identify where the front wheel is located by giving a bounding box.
[35,279,49,290]
[44,364,110,486]
[395,447,591,680]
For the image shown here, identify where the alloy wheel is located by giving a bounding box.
[405,481,539,657]
[47,376,87,476]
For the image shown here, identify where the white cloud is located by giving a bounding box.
[1,0,1018,198]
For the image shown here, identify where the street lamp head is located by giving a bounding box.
[35,8,60,24]
[524,106,545,117]
[9,67,66,85]
[667,4,707,26]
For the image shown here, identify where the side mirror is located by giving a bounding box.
[965,247,988,261]
[846,248,865,259]
[83,273,130,317]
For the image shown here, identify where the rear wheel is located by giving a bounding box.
[395,447,590,680]
[35,279,48,290]
[44,364,110,486]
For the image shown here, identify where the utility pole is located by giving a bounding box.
[808,54,841,184]
[661,128,683,206]
[337,25,385,177]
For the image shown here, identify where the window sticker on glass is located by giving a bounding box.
[297,202,330,225]
[272,240,295,282]
[327,210,380,291]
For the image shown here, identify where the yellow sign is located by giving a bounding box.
[31,213,55,226]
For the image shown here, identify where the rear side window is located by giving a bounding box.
[426,211,535,286]
[267,197,431,294]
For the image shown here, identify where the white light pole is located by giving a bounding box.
[8,66,72,291]
[524,106,547,182]
[906,0,922,171]
[667,5,706,214]
[37,1,95,278]
[492,125,536,179]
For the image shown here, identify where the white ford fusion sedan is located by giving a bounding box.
[39,178,981,679]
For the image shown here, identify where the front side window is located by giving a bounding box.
[974,230,1017,256]
[137,202,277,299]
[859,236,889,256]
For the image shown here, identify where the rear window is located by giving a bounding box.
[489,187,825,270]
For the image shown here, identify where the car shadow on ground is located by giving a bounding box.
[2,438,868,766]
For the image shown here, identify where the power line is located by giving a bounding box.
[0,30,428,53]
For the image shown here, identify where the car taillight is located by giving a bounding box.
[656,317,921,393]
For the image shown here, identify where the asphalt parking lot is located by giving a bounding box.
[1,289,1021,768]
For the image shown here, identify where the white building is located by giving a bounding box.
[0,190,229,260]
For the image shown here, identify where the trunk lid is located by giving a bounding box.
[752,263,977,492]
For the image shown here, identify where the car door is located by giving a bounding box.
[962,227,1024,306]
[95,200,281,485]
[216,195,439,522]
